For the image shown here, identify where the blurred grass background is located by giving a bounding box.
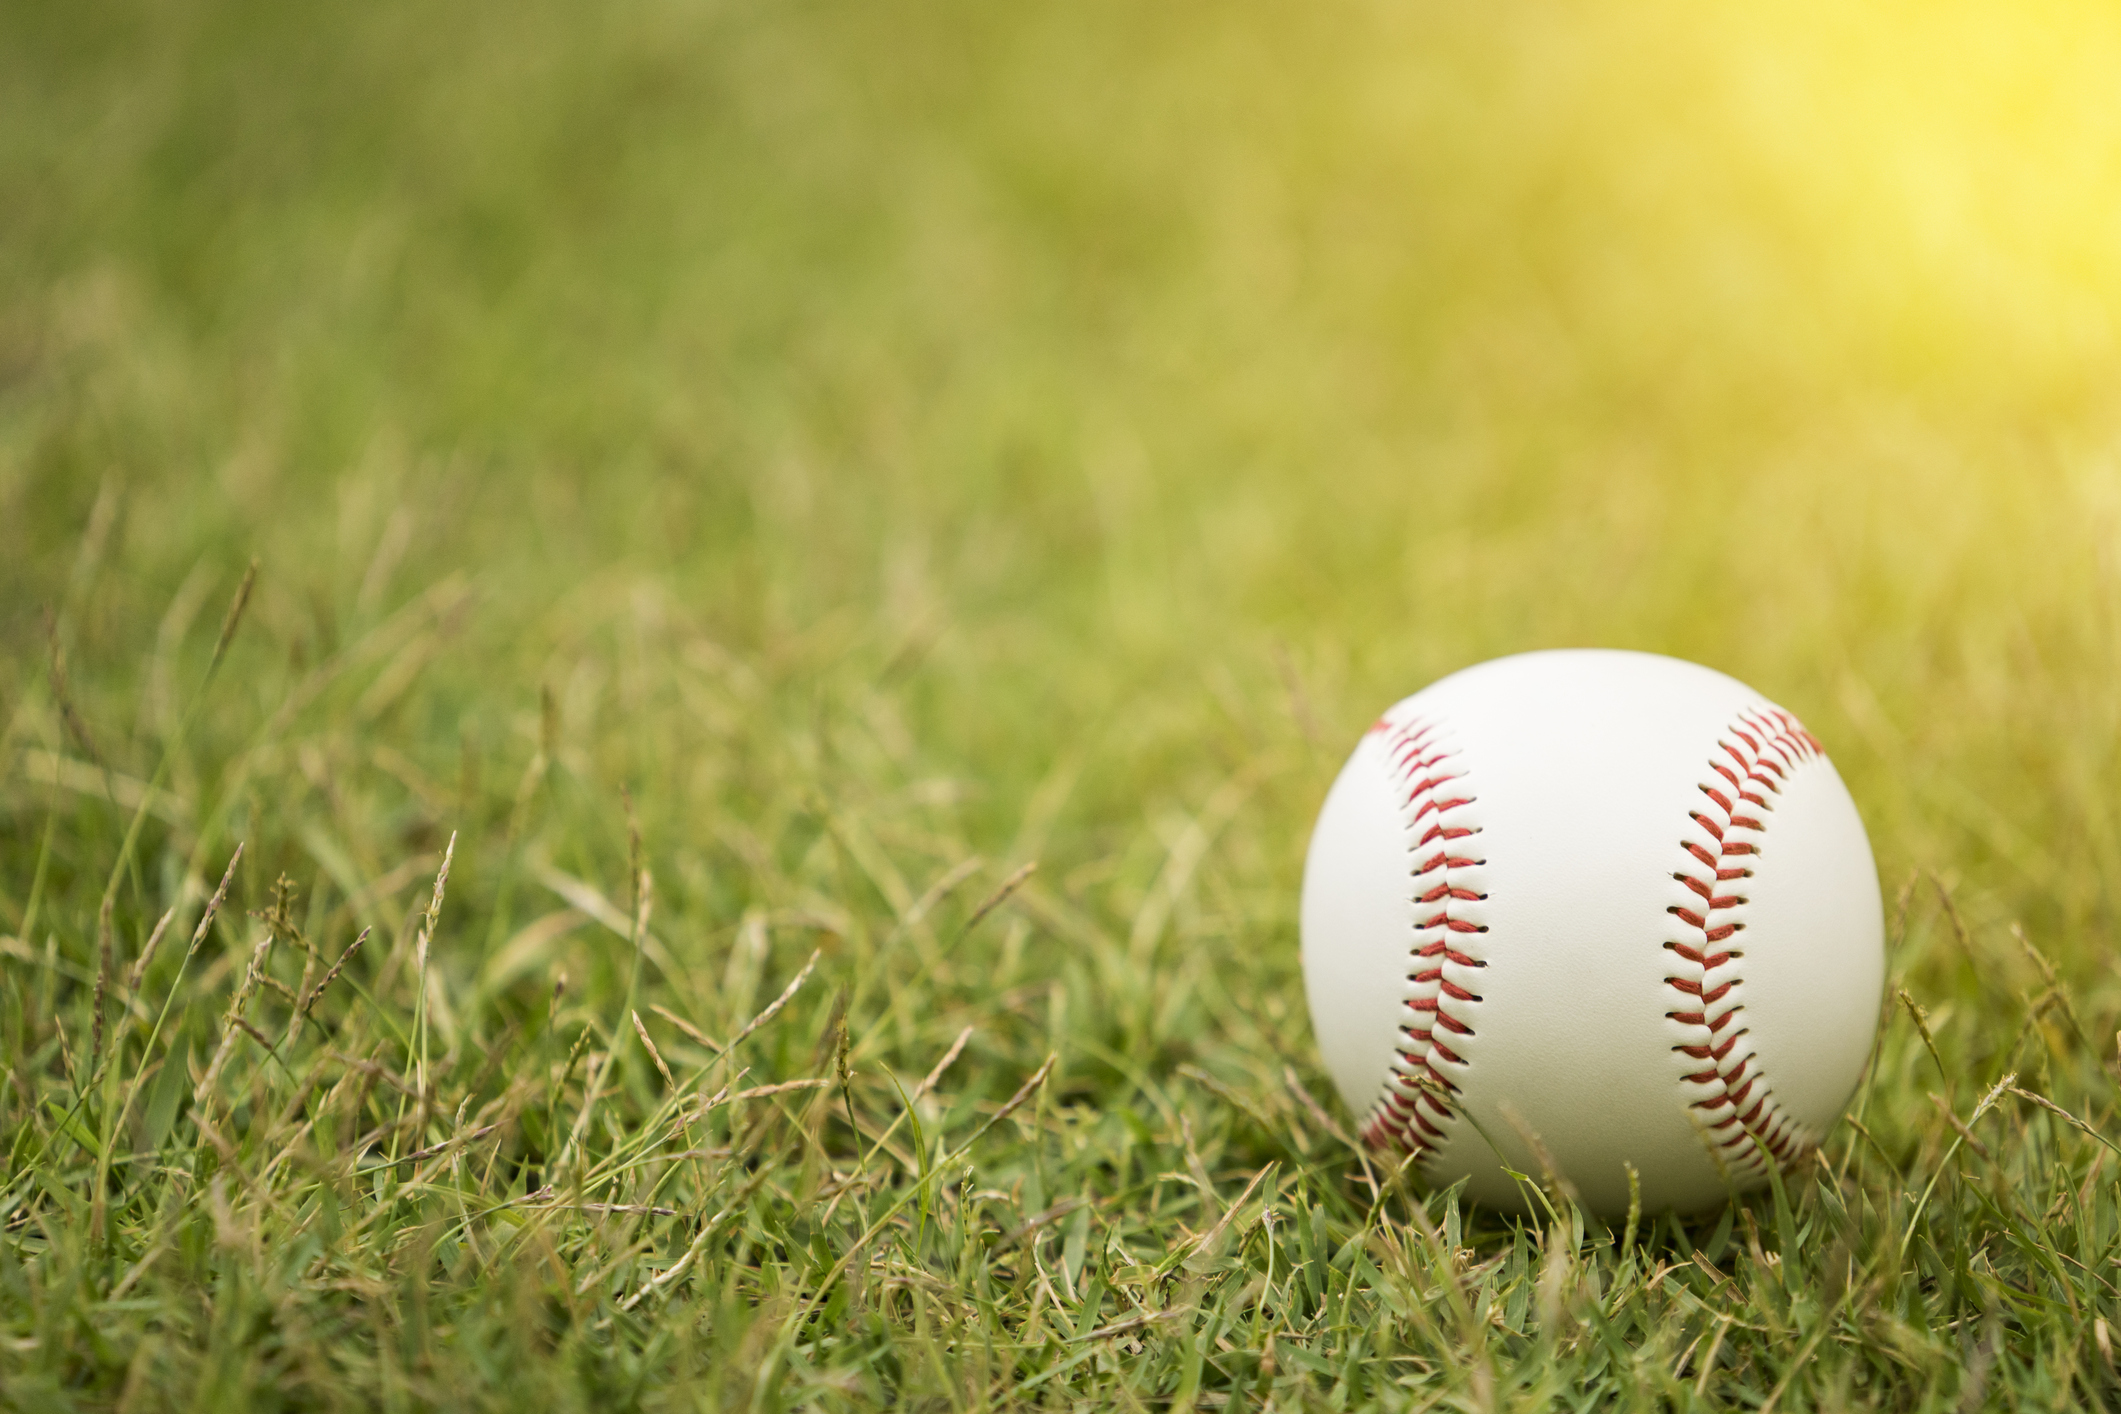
[7,0,2121,899]
[5,0,2121,1406]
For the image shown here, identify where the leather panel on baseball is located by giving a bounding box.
[1300,649,1885,1216]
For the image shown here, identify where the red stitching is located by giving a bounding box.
[1415,824,1478,845]
[1663,940,1738,968]
[1666,705,1823,1178]
[1355,698,1829,1186]
[1357,720,1493,1161]
[1359,713,1488,1160]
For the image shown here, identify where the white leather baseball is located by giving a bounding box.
[1301,649,1884,1216]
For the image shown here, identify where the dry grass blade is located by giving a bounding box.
[125,906,177,992]
[2007,1084,2121,1157]
[631,1010,676,1091]
[1931,1092,1994,1164]
[998,1198,1092,1249]
[208,558,259,673]
[365,1124,499,1169]
[327,1050,423,1098]
[722,948,821,1056]
[980,1052,1057,1137]
[1694,1315,1735,1397]
[906,856,985,928]
[729,1078,830,1103]
[1183,1162,1275,1267]
[961,861,1037,938]
[1284,1065,1357,1151]
[304,927,371,1013]
[914,1025,974,1099]
[647,1004,722,1052]
[1077,1309,1188,1342]
[227,1017,301,1085]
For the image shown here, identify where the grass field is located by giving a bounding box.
[6,0,2121,1407]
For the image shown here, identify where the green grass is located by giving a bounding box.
[6,0,2121,1407]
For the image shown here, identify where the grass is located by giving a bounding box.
[5,0,2121,1407]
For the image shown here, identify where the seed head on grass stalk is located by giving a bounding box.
[631,1010,676,1092]
[407,831,456,1126]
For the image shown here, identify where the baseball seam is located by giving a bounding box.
[1354,699,1831,1192]
[1358,712,1488,1160]
[1664,705,1822,1179]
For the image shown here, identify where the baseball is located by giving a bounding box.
[1301,649,1885,1216]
